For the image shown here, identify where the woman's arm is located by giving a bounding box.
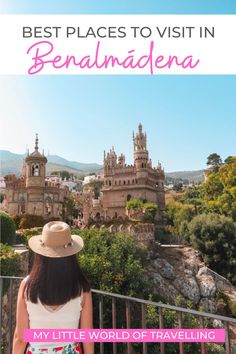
[80,291,94,354]
[12,279,29,354]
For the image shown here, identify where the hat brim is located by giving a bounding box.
[28,234,84,258]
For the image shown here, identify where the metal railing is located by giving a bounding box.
[1,276,236,354]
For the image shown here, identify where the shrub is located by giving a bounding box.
[189,214,236,285]
[0,211,16,245]
[229,300,236,317]
[0,243,20,294]
[12,214,21,229]
[19,214,45,229]
[126,199,157,223]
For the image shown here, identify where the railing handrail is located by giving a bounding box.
[1,275,236,324]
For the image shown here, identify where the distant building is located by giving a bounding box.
[102,123,165,219]
[83,174,103,185]
[3,135,67,218]
[0,177,6,192]
[61,178,79,191]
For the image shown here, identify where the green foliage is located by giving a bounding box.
[189,214,236,285]
[173,182,183,192]
[202,156,236,217]
[51,170,72,180]
[164,202,195,243]
[126,199,144,210]
[62,192,78,222]
[142,203,158,222]
[207,153,222,167]
[0,211,16,245]
[76,228,148,297]
[13,214,60,229]
[229,300,236,317]
[15,227,43,245]
[0,192,4,203]
[0,243,20,294]
[18,214,45,229]
[126,199,157,223]
[83,179,104,199]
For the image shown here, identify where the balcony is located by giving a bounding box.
[1,276,236,354]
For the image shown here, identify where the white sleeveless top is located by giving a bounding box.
[24,277,83,348]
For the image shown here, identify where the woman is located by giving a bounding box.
[13,221,94,354]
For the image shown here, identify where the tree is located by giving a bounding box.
[62,192,77,223]
[0,211,16,245]
[225,156,234,164]
[189,213,236,285]
[51,170,72,180]
[173,182,183,192]
[0,193,4,203]
[126,199,157,223]
[207,153,222,168]
[202,156,236,217]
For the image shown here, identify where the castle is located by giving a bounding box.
[101,123,165,219]
[3,124,165,224]
[3,135,66,218]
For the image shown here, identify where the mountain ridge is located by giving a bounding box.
[0,150,204,182]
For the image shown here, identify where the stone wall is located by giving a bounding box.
[96,223,155,247]
[1,246,29,353]
[147,246,236,314]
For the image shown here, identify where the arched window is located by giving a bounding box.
[95,212,101,221]
[123,180,126,185]
[19,197,25,214]
[45,197,52,215]
[109,180,112,186]
[127,194,132,201]
[32,163,39,176]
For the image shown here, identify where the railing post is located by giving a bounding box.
[199,317,205,354]
[224,321,231,354]
[99,295,104,354]
[177,312,184,354]
[112,298,117,354]
[158,307,165,354]
[0,278,3,348]
[126,300,132,354]
[141,303,147,354]
[7,278,13,354]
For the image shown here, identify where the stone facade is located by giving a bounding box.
[3,135,67,219]
[102,123,165,219]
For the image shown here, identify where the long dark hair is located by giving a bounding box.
[25,253,90,305]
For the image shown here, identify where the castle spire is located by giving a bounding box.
[35,133,39,151]
[138,123,142,133]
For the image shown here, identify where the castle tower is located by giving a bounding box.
[25,134,47,188]
[118,153,125,168]
[133,123,149,182]
[104,147,117,176]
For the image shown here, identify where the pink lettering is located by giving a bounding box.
[26,40,200,75]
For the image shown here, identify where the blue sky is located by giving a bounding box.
[0,1,235,172]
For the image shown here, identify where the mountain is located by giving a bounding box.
[47,155,101,172]
[0,150,102,177]
[0,150,204,182]
[165,170,204,183]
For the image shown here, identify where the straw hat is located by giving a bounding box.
[28,221,84,258]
